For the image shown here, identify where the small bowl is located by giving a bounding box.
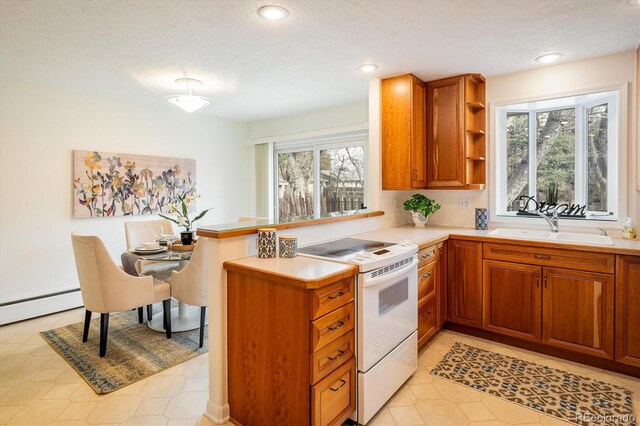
[143,242,160,249]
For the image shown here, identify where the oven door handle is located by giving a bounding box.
[361,258,418,288]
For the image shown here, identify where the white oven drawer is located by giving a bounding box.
[357,260,418,372]
[357,331,417,425]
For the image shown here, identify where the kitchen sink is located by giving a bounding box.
[487,228,614,246]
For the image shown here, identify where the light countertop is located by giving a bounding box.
[354,224,640,255]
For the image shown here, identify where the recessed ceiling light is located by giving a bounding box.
[257,5,289,20]
[357,64,379,73]
[535,52,563,64]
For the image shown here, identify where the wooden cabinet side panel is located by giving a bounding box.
[426,76,465,188]
[447,240,483,327]
[228,271,311,426]
[482,260,542,342]
[411,76,427,188]
[438,242,448,328]
[382,75,412,189]
[542,267,614,359]
[615,255,640,367]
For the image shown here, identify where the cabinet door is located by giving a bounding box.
[437,243,448,329]
[426,76,465,188]
[418,297,437,348]
[411,76,426,188]
[447,240,483,327]
[542,267,614,359]
[483,260,542,342]
[418,260,437,305]
[615,255,640,367]
[381,74,426,190]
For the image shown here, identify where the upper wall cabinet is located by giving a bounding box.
[381,74,427,190]
[426,74,486,190]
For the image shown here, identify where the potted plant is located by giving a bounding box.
[403,194,441,227]
[159,190,213,245]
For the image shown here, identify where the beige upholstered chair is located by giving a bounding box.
[165,242,208,347]
[124,219,175,250]
[71,234,172,357]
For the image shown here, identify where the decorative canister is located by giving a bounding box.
[475,208,488,230]
[279,235,298,258]
[257,228,277,258]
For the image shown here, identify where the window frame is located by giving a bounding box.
[273,135,369,220]
[492,87,625,227]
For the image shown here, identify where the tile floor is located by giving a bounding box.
[1,308,638,425]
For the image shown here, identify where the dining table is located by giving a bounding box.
[121,247,208,332]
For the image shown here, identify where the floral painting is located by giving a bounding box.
[72,150,196,218]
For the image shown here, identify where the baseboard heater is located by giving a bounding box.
[0,289,83,325]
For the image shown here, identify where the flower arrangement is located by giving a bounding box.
[159,188,213,232]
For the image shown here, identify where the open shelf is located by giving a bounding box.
[466,129,485,135]
[466,156,485,161]
[466,101,485,111]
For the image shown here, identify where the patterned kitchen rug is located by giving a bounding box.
[431,342,636,426]
[40,304,207,394]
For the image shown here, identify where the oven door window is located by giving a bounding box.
[379,277,408,315]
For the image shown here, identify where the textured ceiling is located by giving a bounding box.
[0,0,638,122]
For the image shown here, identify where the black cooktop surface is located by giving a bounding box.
[298,238,393,259]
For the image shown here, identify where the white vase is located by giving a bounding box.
[411,212,429,227]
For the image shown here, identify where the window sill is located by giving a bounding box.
[492,213,621,229]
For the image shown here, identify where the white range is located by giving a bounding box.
[299,238,418,424]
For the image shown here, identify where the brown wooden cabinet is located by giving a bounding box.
[542,267,614,359]
[447,239,483,328]
[417,242,444,348]
[381,73,426,189]
[482,260,542,342]
[426,74,486,189]
[437,242,448,330]
[225,260,357,426]
[615,255,640,367]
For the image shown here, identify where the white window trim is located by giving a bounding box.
[489,82,628,230]
[272,130,369,220]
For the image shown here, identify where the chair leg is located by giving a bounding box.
[99,313,109,357]
[199,307,206,348]
[163,299,172,339]
[146,304,153,322]
[82,310,91,342]
[137,307,143,324]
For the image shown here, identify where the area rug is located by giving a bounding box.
[40,304,208,394]
[431,342,636,426]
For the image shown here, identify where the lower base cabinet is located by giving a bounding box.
[312,361,356,426]
[615,255,640,367]
[483,260,541,342]
[418,298,437,347]
[542,267,614,359]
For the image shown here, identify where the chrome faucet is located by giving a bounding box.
[529,209,559,233]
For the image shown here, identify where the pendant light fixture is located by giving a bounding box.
[165,78,213,113]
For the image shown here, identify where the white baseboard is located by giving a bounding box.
[0,291,83,325]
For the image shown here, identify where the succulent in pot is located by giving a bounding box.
[403,194,441,227]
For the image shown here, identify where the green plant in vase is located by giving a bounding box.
[403,194,441,227]
[159,189,213,245]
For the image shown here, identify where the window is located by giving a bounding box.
[274,135,367,221]
[496,90,618,220]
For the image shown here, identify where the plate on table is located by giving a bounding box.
[133,246,168,255]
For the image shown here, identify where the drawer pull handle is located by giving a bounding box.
[421,273,432,279]
[327,350,345,361]
[422,311,431,318]
[327,291,344,300]
[534,254,551,259]
[420,253,433,260]
[328,321,345,331]
[330,379,346,392]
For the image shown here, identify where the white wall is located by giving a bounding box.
[409,51,639,233]
[0,78,250,321]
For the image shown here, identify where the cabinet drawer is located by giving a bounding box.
[483,243,614,274]
[418,262,437,304]
[418,297,437,348]
[310,303,355,353]
[309,278,354,321]
[310,332,355,384]
[311,359,356,426]
[418,244,441,267]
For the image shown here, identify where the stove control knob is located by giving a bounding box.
[399,240,412,246]
[355,252,366,260]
